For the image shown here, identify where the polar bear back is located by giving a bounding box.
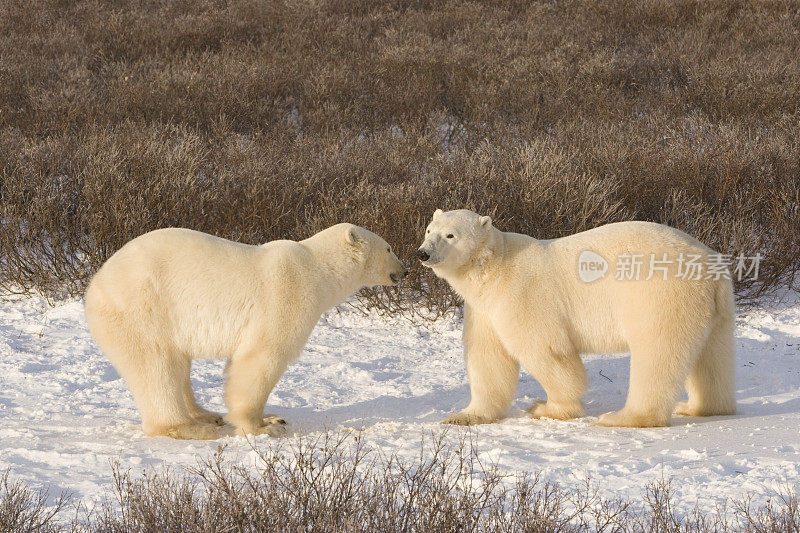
[487,221,728,356]
[86,228,317,359]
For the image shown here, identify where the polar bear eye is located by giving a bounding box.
[386,247,390,253]
[446,234,454,239]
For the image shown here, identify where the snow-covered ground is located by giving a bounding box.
[0,294,798,514]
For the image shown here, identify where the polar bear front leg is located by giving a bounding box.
[225,348,291,437]
[443,305,520,426]
[521,347,587,421]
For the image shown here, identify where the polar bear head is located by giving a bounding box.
[343,224,408,287]
[417,209,492,272]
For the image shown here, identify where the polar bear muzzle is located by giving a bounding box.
[390,269,408,284]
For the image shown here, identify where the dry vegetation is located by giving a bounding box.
[1,0,799,314]
[83,436,800,532]
[1,434,798,532]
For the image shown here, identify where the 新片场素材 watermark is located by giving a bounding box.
[577,251,762,282]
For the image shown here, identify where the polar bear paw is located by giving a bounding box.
[160,422,219,440]
[237,415,288,437]
[442,411,493,426]
[191,409,226,426]
[673,401,698,416]
[673,400,735,417]
[527,400,584,420]
[596,409,668,428]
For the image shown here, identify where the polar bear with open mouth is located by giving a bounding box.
[418,209,735,428]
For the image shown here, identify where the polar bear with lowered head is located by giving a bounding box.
[418,209,735,427]
[85,224,406,439]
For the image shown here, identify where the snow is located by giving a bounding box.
[0,294,799,514]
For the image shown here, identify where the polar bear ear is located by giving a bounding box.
[433,208,444,218]
[345,226,363,246]
[479,215,492,228]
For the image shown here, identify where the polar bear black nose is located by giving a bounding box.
[417,249,430,261]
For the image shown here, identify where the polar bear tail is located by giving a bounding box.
[679,278,737,417]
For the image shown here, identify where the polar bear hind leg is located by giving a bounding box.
[111,344,218,439]
[675,284,736,417]
[596,344,694,427]
[598,325,703,428]
[89,313,217,439]
[597,280,724,428]
[674,315,735,417]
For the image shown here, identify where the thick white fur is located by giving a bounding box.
[85,224,405,439]
[420,209,736,428]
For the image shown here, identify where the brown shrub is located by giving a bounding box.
[1,0,798,314]
[0,471,67,533]
[3,434,799,531]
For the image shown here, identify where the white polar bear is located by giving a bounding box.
[85,224,406,439]
[418,209,735,428]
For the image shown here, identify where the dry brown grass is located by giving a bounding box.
[1,0,798,315]
[0,471,68,533]
[2,434,799,532]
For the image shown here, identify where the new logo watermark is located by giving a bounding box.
[577,250,762,283]
[577,250,609,282]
